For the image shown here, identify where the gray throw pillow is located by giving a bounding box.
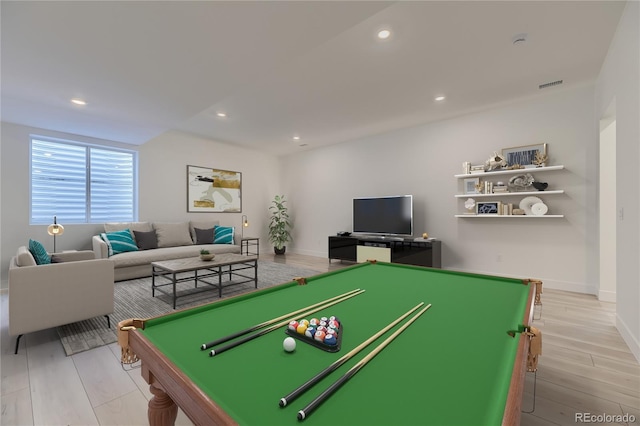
[133,229,158,250]
[194,228,214,245]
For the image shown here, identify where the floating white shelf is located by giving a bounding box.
[454,190,564,198]
[454,165,565,178]
[456,164,567,219]
[454,214,564,218]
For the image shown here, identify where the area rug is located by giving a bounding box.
[56,260,319,356]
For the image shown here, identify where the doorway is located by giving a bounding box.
[599,105,616,302]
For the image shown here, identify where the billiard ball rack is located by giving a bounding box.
[285,321,343,353]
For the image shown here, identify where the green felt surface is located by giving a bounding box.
[141,262,531,426]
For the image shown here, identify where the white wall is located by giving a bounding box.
[595,1,640,361]
[281,86,597,294]
[0,124,281,285]
[137,130,280,239]
[0,123,135,284]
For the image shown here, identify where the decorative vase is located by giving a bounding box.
[200,253,215,261]
[274,246,286,255]
[532,182,548,191]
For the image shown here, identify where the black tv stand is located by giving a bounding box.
[359,235,404,242]
[328,235,441,268]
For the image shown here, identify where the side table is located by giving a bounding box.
[241,237,259,257]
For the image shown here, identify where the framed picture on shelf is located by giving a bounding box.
[187,165,242,213]
[501,143,547,167]
[464,177,480,194]
[476,201,500,215]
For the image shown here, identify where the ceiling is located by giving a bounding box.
[1,1,625,156]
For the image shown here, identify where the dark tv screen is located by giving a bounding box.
[352,195,413,236]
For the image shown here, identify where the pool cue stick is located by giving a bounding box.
[297,303,432,421]
[210,290,366,357]
[279,302,425,407]
[200,288,362,350]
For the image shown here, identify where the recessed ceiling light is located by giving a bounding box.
[435,96,446,101]
[377,29,391,40]
[292,136,301,141]
[71,98,86,106]
[216,112,227,118]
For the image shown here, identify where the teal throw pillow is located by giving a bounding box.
[28,239,51,265]
[214,225,234,244]
[100,229,139,256]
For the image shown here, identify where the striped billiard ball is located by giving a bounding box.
[314,330,326,342]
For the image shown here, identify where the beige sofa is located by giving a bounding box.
[9,247,115,354]
[92,221,241,281]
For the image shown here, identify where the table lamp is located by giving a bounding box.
[241,215,249,239]
[47,216,64,253]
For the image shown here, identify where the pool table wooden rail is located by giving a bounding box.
[502,278,538,426]
[130,326,238,426]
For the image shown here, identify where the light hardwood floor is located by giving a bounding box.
[2,253,638,425]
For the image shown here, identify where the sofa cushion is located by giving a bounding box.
[17,245,38,267]
[154,222,193,248]
[108,244,241,269]
[214,225,234,244]
[194,228,214,244]
[189,220,220,243]
[101,229,139,256]
[133,229,158,250]
[51,251,96,263]
[104,222,153,240]
[28,239,51,265]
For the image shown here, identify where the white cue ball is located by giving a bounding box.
[283,337,296,353]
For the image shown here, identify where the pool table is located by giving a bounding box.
[125,261,539,426]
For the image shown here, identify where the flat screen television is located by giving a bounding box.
[352,195,413,236]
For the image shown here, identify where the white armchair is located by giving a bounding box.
[9,246,115,354]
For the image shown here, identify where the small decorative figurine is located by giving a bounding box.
[464,198,476,214]
[533,151,548,167]
[532,182,548,191]
[485,152,507,171]
[508,173,535,191]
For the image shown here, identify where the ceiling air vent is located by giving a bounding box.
[539,80,563,89]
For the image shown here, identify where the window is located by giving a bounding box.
[31,137,137,224]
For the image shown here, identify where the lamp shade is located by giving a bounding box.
[47,216,64,236]
[47,223,64,236]
[47,216,64,253]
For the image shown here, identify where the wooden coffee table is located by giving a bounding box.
[151,254,258,308]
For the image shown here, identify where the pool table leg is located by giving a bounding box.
[148,382,178,426]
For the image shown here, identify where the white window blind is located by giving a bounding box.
[31,138,137,224]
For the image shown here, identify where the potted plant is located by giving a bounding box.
[200,249,215,261]
[268,194,292,255]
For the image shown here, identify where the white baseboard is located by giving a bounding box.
[616,314,640,363]
[290,248,326,258]
[289,254,599,295]
[442,267,597,295]
[598,289,616,303]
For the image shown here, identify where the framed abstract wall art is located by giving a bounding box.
[476,201,500,215]
[501,143,547,167]
[187,165,242,212]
